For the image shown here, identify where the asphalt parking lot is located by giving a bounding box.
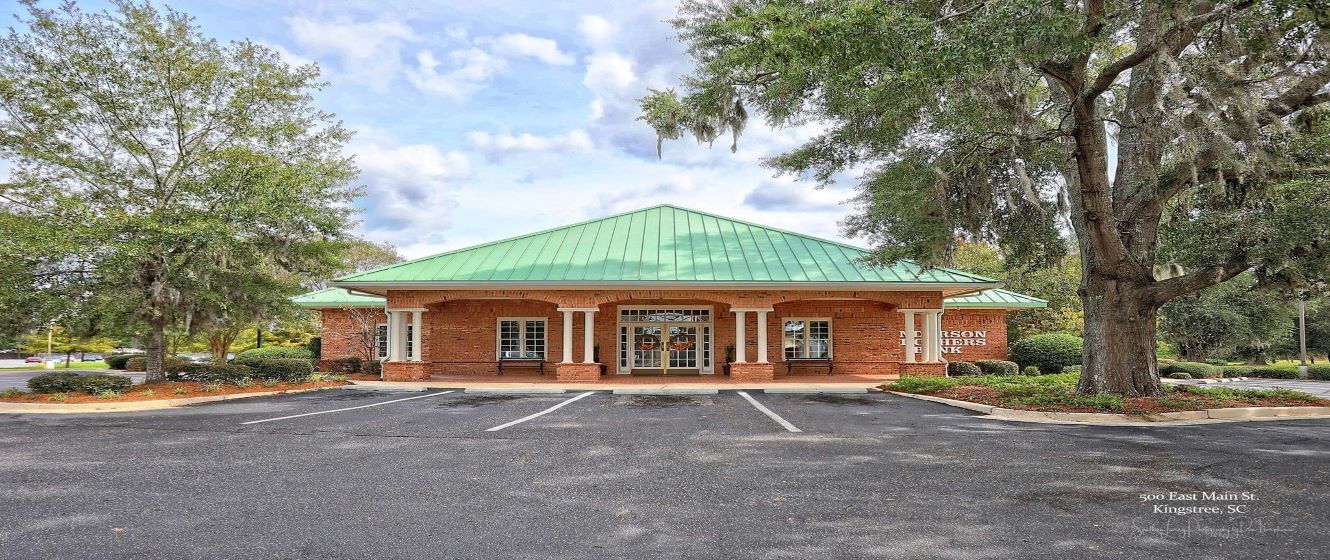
[2,389,1327,559]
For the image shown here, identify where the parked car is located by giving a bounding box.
[24,356,42,363]
[81,354,104,362]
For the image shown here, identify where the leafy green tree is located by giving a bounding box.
[950,242,1082,340]
[641,0,1330,396]
[20,325,117,367]
[0,1,359,381]
[1159,274,1295,363]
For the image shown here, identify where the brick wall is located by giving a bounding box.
[314,290,1014,378]
[318,308,387,363]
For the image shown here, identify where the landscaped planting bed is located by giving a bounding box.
[2,374,350,404]
[884,373,1329,414]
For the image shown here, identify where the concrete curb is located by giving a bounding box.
[0,387,338,414]
[612,388,718,395]
[887,391,1330,426]
[464,387,567,395]
[342,384,426,392]
[763,387,868,395]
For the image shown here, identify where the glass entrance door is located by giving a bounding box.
[632,326,663,373]
[666,326,699,372]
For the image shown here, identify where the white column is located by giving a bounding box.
[385,311,398,362]
[734,310,747,363]
[922,310,939,362]
[561,309,575,363]
[933,310,946,362]
[410,310,423,362]
[755,310,770,363]
[903,311,917,363]
[583,310,596,364]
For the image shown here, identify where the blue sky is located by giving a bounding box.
[7,0,859,259]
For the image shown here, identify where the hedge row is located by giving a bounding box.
[232,346,313,366]
[166,364,255,382]
[105,354,144,370]
[28,373,132,394]
[1160,361,1220,379]
[946,359,1023,377]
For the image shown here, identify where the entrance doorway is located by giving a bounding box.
[618,307,712,375]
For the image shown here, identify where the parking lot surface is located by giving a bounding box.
[1168,377,1330,399]
[2,389,1327,559]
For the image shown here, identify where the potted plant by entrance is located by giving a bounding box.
[723,345,736,376]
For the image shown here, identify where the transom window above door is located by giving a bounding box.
[498,318,546,359]
[784,319,831,359]
[619,308,711,323]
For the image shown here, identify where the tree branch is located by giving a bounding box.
[1147,259,1249,304]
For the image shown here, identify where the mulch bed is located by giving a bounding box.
[926,386,1330,414]
[1,379,348,404]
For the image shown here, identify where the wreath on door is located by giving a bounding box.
[669,333,694,351]
[636,333,660,351]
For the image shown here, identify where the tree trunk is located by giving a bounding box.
[208,329,237,365]
[1077,270,1163,396]
[145,318,166,382]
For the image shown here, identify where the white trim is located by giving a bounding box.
[385,307,427,312]
[582,309,596,364]
[496,317,548,361]
[556,307,600,312]
[735,309,747,364]
[410,310,423,362]
[375,323,389,360]
[617,305,714,374]
[756,310,769,364]
[781,317,833,360]
[903,312,917,364]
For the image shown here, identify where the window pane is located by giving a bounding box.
[375,325,388,359]
[784,321,806,360]
[499,320,521,358]
[405,325,414,360]
[808,321,830,359]
[524,320,545,359]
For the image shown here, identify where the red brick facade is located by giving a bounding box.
[313,289,1012,381]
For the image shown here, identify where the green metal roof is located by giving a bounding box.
[335,205,998,287]
[943,289,1047,309]
[292,287,385,308]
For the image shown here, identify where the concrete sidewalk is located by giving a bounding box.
[348,378,889,392]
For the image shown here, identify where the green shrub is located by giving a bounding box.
[124,356,188,373]
[1009,334,1083,375]
[322,357,362,374]
[234,378,253,388]
[1308,365,1330,381]
[168,364,254,383]
[1,387,25,398]
[946,361,982,376]
[886,376,964,393]
[1022,365,1041,376]
[105,354,144,370]
[261,378,280,387]
[248,358,315,381]
[1249,366,1300,379]
[48,392,69,402]
[28,372,84,393]
[1160,361,1220,379]
[307,336,321,359]
[233,346,314,366]
[139,389,155,397]
[1165,372,1192,380]
[173,387,187,395]
[95,390,122,400]
[1220,366,1254,378]
[364,360,382,377]
[77,375,132,395]
[974,359,1019,376]
[201,382,222,392]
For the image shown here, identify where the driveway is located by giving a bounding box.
[1,389,1326,559]
[0,369,141,391]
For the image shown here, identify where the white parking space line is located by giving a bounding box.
[240,390,455,425]
[485,391,596,432]
[737,391,802,433]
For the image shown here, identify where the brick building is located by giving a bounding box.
[296,205,1045,381]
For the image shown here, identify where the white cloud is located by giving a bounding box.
[583,52,636,93]
[405,48,507,100]
[348,128,472,245]
[285,17,417,92]
[466,129,594,157]
[262,42,316,68]
[487,33,575,66]
[578,15,615,47]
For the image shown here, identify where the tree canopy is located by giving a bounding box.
[641,0,1330,396]
[0,1,360,379]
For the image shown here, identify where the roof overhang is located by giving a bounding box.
[333,280,1002,297]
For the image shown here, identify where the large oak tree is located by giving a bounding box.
[641,0,1330,395]
[0,1,359,380]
